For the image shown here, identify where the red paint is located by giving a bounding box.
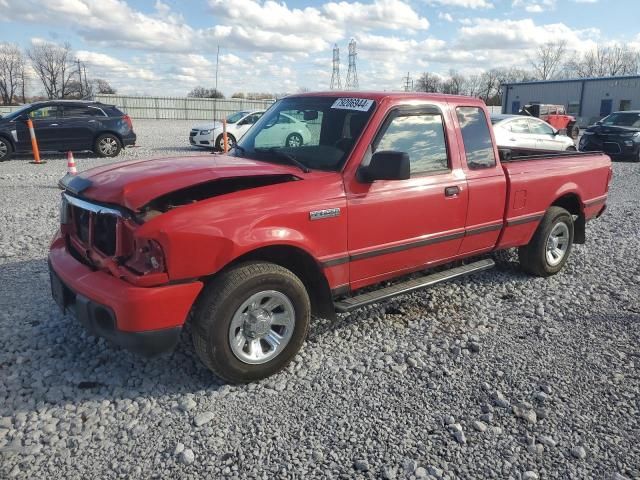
[50,92,611,333]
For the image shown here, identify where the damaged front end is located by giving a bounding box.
[59,173,300,285]
[137,174,300,221]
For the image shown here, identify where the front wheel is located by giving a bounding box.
[192,262,310,383]
[215,133,236,151]
[285,133,303,148]
[518,206,574,277]
[0,137,13,162]
[94,134,122,157]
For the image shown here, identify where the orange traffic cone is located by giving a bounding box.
[67,151,77,175]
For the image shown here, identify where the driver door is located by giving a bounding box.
[15,105,61,151]
[346,106,468,289]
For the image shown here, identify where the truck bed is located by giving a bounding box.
[498,146,604,162]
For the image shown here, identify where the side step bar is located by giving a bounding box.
[334,258,495,313]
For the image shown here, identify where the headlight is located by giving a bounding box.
[125,238,166,275]
[633,132,640,138]
[200,129,213,135]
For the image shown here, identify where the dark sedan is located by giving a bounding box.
[0,100,136,162]
[579,111,640,162]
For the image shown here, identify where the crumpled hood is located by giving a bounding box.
[73,155,301,211]
[192,121,221,131]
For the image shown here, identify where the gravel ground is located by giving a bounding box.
[1,120,639,479]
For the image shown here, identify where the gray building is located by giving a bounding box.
[501,75,640,127]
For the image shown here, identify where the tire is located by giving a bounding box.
[94,133,122,158]
[566,146,577,152]
[192,262,311,383]
[215,133,236,151]
[285,133,303,148]
[568,122,579,140]
[518,206,574,277]
[0,136,13,162]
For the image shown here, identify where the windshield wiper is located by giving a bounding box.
[256,148,310,173]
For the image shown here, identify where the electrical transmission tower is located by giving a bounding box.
[330,44,341,90]
[345,39,358,90]
[403,72,413,92]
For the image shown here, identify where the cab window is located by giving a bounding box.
[456,107,496,169]
[374,112,449,175]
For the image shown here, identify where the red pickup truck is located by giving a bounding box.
[50,92,612,382]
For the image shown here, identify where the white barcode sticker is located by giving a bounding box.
[331,98,374,111]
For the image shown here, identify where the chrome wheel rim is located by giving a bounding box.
[286,134,302,147]
[546,222,570,266]
[0,140,7,158]
[228,290,295,365]
[99,137,118,156]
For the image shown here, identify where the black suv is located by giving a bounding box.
[0,100,136,162]
[579,111,640,162]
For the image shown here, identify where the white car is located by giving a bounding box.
[491,114,576,151]
[190,111,263,150]
[253,112,313,149]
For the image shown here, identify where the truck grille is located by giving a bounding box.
[63,194,125,259]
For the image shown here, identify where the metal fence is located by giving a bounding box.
[93,94,275,120]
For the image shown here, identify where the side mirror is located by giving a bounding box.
[358,150,410,182]
[552,129,559,136]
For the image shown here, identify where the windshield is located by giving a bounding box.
[235,96,376,171]
[601,112,640,128]
[3,104,32,120]
[226,111,249,124]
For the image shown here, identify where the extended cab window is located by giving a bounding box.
[63,106,98,117]
[456,107,496,169]
[374,113,449,175]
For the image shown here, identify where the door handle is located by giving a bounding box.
[50,123,59,126]
[88,120,96,123]
[444,186,460,197]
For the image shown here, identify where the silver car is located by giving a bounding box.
[491,114,576,151]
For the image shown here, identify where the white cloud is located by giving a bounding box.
[425,0,493,9]
[438,12,454,22]
[323,0,430,31]
[512,0,556,13]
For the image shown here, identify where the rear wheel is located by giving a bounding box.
[94,134,122,157]
[0,137,12,162]
[566,146,577,151]
[192,262,310,383]
[568,122,579,139]
[518,206,574,277]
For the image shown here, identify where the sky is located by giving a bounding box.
[1,0,639,97]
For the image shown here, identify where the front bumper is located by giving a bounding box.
[189,131,215,147]
[579,136,640,158]
[48,234,203,356]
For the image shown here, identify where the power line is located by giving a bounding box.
[330,44,341,90]
[345,39,358,90]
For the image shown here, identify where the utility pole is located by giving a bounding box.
[82,64,89,98]
[76,59,84,97]
[345,39,358,90]
[330,44,341,90]
[214,45,220,122]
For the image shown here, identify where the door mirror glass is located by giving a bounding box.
[359,151,410,182]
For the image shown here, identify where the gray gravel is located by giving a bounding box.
[1,120,639,479]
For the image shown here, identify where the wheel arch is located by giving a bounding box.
[211,244,336,321]
[93,130,123,147]
[551,192,585,244]
[0,132,15,150]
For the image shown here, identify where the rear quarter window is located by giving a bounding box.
[456,107,496,169]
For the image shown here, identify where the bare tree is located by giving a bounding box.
[187,86,224,98]
[0,43,26,105]
[477,69,502,105]
[93,78,116,94]
[415,72,442,93]
[566,44,640,78]
[441,69,465,95]
[529,41,567,80]
[28,42,76,99]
